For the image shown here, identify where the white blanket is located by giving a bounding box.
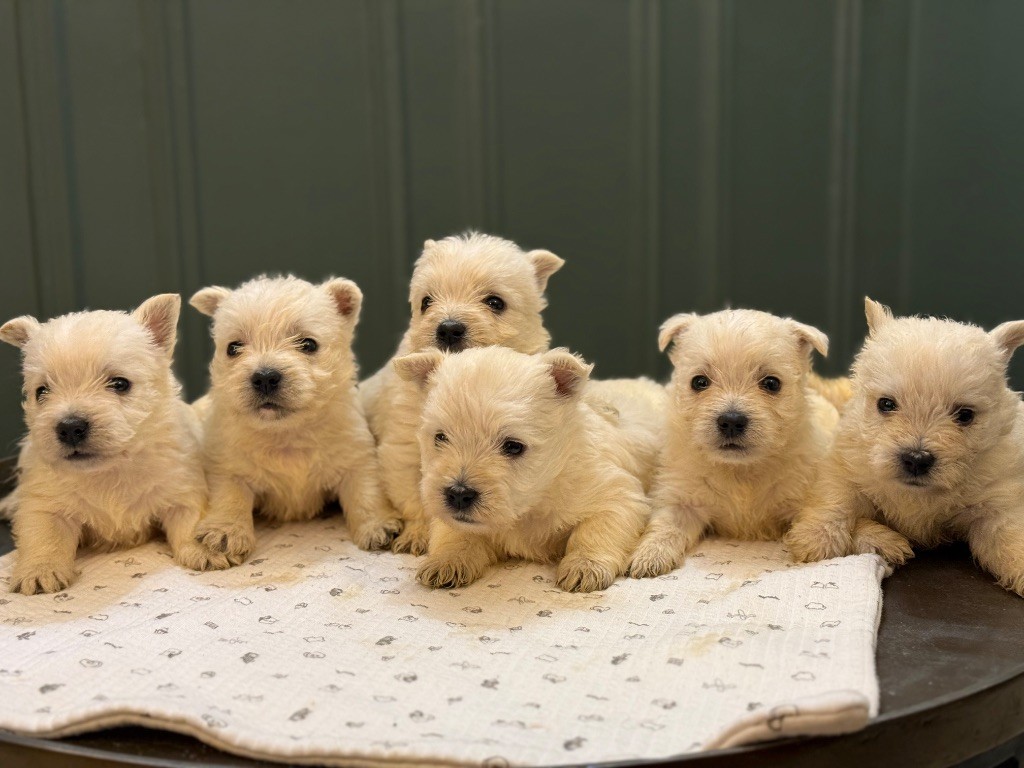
[0,518,884,766]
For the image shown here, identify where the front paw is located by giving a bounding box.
[194,521,254,566]
[784,518,852,563]
[853,525,915,567]
[629,540,683,579]
[174,540,233,572]
[556,555,617,593]
[351,515,403,551]
[417,553,485,589]
[11,563,78,595]
[392,519,430,556]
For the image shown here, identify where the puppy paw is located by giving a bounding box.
[351,515,403,551]
[556,556,617,593]
[628,543,682,579]
[392,519,430,556]
[853,525,915,567]
[417,554,484,589]
[784,520,852,563]
[174,540,233,572]
[194,521,254,565]
[11,564,77,595]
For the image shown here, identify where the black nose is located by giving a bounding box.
[251,368,282,396]
[56,416,90,447]
[717,411,749,438]
[900,449,936,477]
[436,320,467,351]
[444,484,479,513]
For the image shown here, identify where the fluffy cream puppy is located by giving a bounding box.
[630,309,838,578]
[360,232,564,555]
[1,295,226,594]
[393,346,665,593]
[786,299,1024,594]
[190,275,400,561]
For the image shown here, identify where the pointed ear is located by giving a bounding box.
[423,238,437,251]
[527,249,564,294]
[133,294,181,356]
[542,348,592,398]
[788,320,829,359]
[864,297,894,336]
[190,286,231,317]
[323,278,362,323]
[393,348,444,389]
[658,313,699,353]
[990,320,1024,364]
[0,316,41,349]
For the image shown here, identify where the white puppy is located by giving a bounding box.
[394,346,665,592]
[360,232,564,555]
[190,275,400,561]
[1,295,225,594]
[630,309,838,578]
[787,299,1024,594]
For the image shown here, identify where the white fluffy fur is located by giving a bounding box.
[787,298,1024,595]
[190,275,400,561]
[0,295,226,595]
[630,309,839,578]
[360,232,563,555]
[394,346,665,593]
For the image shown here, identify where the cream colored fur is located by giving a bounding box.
[394,347,665,592]
[630,309,838,578]
[360,232,563,555]
[786,298,1024,595]
[0,295,226,594]
[190,275,400,562]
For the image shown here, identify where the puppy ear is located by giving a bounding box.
[133,294,181,356]
[423,238,437,251]
[393,348,444,388]
[990,320,1024,363]
[864,297,894,336]
[528,249,565,294]
[658,313,699,353]
[0,316,41,348]
[323,278,363,323]
[190,286,231,317]
[542,348,592,398]
[788,320,829,359]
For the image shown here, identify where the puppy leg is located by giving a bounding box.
[850,518,914,566]
[968,506,1024,596]
[10,505,80,594]
[193,474,256,564]
[162,503,233,571]
[417,520,496,589]
[336,429,402,551]
[559,486,649,592]
[380,431,430,555]
[784,475,871,562]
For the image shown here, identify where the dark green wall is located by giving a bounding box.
[2,0,1024,459]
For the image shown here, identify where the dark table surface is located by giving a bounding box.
[2,520,1024,768]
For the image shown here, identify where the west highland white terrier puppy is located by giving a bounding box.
[630,309,839,578]
[786,298,1024,594]
[1,295,227,594]
[189,275,400,561]
[360,232,564,555]
[394,346,665,592]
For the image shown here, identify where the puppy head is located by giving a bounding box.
[405,232,563,355]
[0,294,181,469]
[659,309,828,464]
[191,275,361,424]
[396,346,591,531]
[850,297,1024,492]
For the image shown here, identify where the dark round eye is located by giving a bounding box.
[34,385,49,402]
[759,376,782,393]
[954,407,975,426]
[877,397,898,413]
[298,338,318,354]
[108,377,131,393]
[420,296,433,313]
[226,341,243,357]
[691,375,711,392]
[501,439,525,457]
[484,295,506,313]
[434,431,447,445]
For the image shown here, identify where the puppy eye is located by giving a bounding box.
[226,341,243,357]
[34,385,49,402]
[107,377,132,393]
[501,439,525,457]
[759,376,782,393]
[877,397,898,413]
[434,431,447,445]
[484,295,506,313]
[297,337,318,354]
[420,296,433,313]
[953,407,975,426]
[691,375,711,392]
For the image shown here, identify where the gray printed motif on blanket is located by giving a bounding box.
[0,518,884,767]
